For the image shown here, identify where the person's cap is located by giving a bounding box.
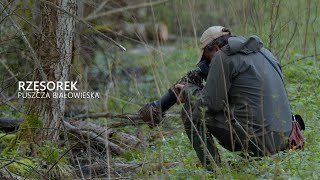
[197,26,230,63]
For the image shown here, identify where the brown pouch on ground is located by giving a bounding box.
[288,115,305,150]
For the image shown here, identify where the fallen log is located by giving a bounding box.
[63,121,125,155]
[111,131,143,148]
[120,22,169,42]
[0,117,23,129]
[70,120,114,137]
[70,120,143,148]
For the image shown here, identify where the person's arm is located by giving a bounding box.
[177,51,233,168]
[182,51,233,116]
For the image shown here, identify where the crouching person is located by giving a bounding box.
[139,26,304,171]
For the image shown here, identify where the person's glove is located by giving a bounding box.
[138,102,164,128]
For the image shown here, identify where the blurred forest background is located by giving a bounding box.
[0,0,319,179]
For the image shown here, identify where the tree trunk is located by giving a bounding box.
[50,0,76,141]
[26,0,76,143]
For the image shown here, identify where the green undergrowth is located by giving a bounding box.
[0,140,73,179]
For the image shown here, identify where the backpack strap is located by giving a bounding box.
[258,50,284,84]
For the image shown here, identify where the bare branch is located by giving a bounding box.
[39,0,126,51]
[280,22,298,61]
[0,3,48,82]
[0,58,19,82]
[85,0,110,19]
[84,0,169,21]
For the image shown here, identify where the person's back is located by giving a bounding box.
[203,35,292,155]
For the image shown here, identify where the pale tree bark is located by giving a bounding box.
[49,0,76,141]
[26,0,76,143]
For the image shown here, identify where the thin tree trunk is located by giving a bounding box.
[26,0,76,143]
[50,0,76,140]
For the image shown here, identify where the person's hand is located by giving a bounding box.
[138,102,163,128]
[174,83,186,104]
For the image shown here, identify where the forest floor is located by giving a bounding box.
[0,40,319,179]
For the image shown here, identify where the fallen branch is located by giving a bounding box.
[70,120,114,136]
[70,112,179,120]
[70,120,143,148]
[63,121,125,155]
[0,117,22,131]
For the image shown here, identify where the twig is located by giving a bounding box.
[281,53,320,68]
[75,155,85,179]
[280,22,298,61]
[84,0,169,21]
[0,158,45,178]
[303,0,312,55]
[0,58,19,82]
[0,0,13,23]
[268,0,275,50]
[39,0,126,51]
[85,0,110,19]
[4,167,18,179]
[0,3,48,82]
[268,0,281,51]
[0,69,33,94]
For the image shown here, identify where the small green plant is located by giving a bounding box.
[35,141,73,179]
